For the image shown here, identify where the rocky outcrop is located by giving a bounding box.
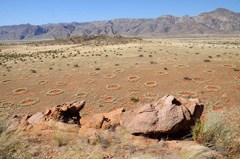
[121,95,204,137]
[44,100,85,124]
[6,95,203,140]
[80,108,125,129]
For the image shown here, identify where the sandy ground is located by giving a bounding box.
[0,37,239,118]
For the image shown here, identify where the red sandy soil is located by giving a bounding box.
[77,93,86,97]
[213,107,224,111]
[89,72,98,76]
[129,77,138,80]
[22,76,29,79]
[108,85,119,89]
[146,82,156,86]
[16,89,27,93]
[39,81,46,84]
[106,75,114,78]
[180,93,195,96]
[3,80,12,83]
[48,90,62,95]
[104,97,114,102]
[206,87,218,91]
[158,72,166,75]
[0,37,239,118]
[21,100,35,105]
[86,80,94,84]
[223,65,233,68]
[178,65,186,68]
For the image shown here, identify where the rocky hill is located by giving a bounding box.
[27,34,142,46]
[0,8,240,41]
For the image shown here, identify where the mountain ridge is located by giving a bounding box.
[1,8,240,41]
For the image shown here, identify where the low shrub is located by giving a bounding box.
[191,109,240,158]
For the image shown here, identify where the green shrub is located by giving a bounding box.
[203,59,211,62]
[130,97,139,102]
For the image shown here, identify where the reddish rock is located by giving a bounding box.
[27,112,46,126]
[44,100,85,124]
[81,114,105,129]
[122,95,204,137]
[81,108,125,129]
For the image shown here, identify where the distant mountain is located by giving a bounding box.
[0,8,240,41]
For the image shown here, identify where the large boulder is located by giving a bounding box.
[121,95,204,137]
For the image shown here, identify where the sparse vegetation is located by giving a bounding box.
[204,59,211,62]
[130,97,139,102]
[191,109,240,158]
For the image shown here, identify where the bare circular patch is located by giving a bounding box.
[175,64,188,68]
[155,71,168,76]
[75,92,88,98]
[62,74,72,79]
[222,64,236,68]
[104,97,115,103]
[18,98,39,107]
[178,92,197,98]
[113,69,124,73]
[2,80,12,84]
[47,89,64,96]
[128,76,140,82]
[0,101,14,108]
[103,74,116,79]
[88,72,99,76]
[85,79,94,84]
[106,84,120,90]
[13,88,28,94]
[205,85,221,92]
[144,81,157,87]
[22,76,30,79]
[38,80,48,85]
[192,77,205,84]
[205,70,215,74]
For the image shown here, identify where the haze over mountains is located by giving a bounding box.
[0,8,240,41]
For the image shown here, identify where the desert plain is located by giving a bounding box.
[0,35,240,158]
[1,35,239,117]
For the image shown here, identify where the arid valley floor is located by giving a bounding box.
[0,35,240,158]
[1,36,239,117]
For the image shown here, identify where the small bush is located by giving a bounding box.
[95,67,100,70]
[203,59,211,62]
[233,68,239,72]
[53,132,68,147]
[74,64,79,68]
[184,76,191,80]
[130,97,139,102]
[31,69,37,73]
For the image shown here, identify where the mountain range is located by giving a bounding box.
[0,8,240,41]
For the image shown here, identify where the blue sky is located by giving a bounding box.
[1,0,240,26]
